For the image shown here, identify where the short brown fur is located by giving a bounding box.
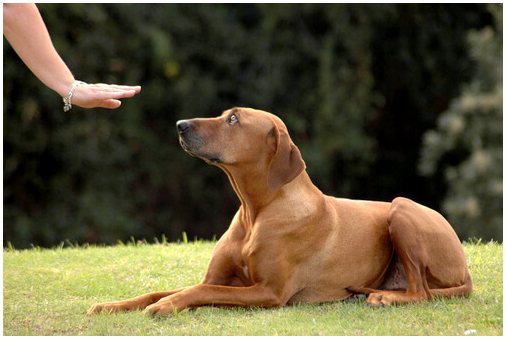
[87,107,472,315]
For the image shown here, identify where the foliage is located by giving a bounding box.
[419,4,502,241]
[3,4,497,247]
[3,241,503,335]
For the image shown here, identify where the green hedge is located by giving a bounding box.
[4,4,500,247]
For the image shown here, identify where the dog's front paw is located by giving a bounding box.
[143,302,175,316]
[86,302,124,315]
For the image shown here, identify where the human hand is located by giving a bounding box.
[70,83,141,110]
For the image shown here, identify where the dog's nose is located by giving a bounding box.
[176,120,191,134]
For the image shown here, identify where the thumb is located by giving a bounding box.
[100,99,122,109]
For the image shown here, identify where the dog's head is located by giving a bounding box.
[176,107,305,190]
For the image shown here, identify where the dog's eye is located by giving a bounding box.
[227,113,239,125]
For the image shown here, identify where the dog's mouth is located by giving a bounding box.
[206,157,222,165]
[179,137,222,165]
[179,137,197,157]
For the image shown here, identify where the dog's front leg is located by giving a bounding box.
[87,288,186,315]
[143,283,284,315]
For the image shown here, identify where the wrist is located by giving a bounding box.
[62,80,86,112]
[55,77,76,98]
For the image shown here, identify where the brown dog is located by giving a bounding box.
[87,107,472,316]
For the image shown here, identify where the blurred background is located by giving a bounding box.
[3,3,502,248]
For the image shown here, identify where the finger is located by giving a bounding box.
[98,99,122,109]
[95,88,139,97]
[105,90,138,99]
[89,84,141,92]
[90,89,138,100]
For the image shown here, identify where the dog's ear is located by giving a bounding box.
[267,121,306,190]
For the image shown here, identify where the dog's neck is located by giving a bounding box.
[220,166,320,227]
[220,165,271,225]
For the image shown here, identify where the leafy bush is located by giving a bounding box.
[419,5,502,241]
[3,4,497,247]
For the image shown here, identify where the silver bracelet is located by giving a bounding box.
[63,80,86,112]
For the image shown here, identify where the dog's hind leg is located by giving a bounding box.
[362,197,471,306]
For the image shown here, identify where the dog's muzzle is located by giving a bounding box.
[176,119,221,164]
[176,120,198,155]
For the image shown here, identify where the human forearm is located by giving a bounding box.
[3,3,74,97]
[4,3,141,110]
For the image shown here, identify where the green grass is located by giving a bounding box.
[3,241,502,335]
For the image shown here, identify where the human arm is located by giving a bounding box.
[3,3,141,110]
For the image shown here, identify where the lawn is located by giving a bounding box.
[3,240,502,335]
